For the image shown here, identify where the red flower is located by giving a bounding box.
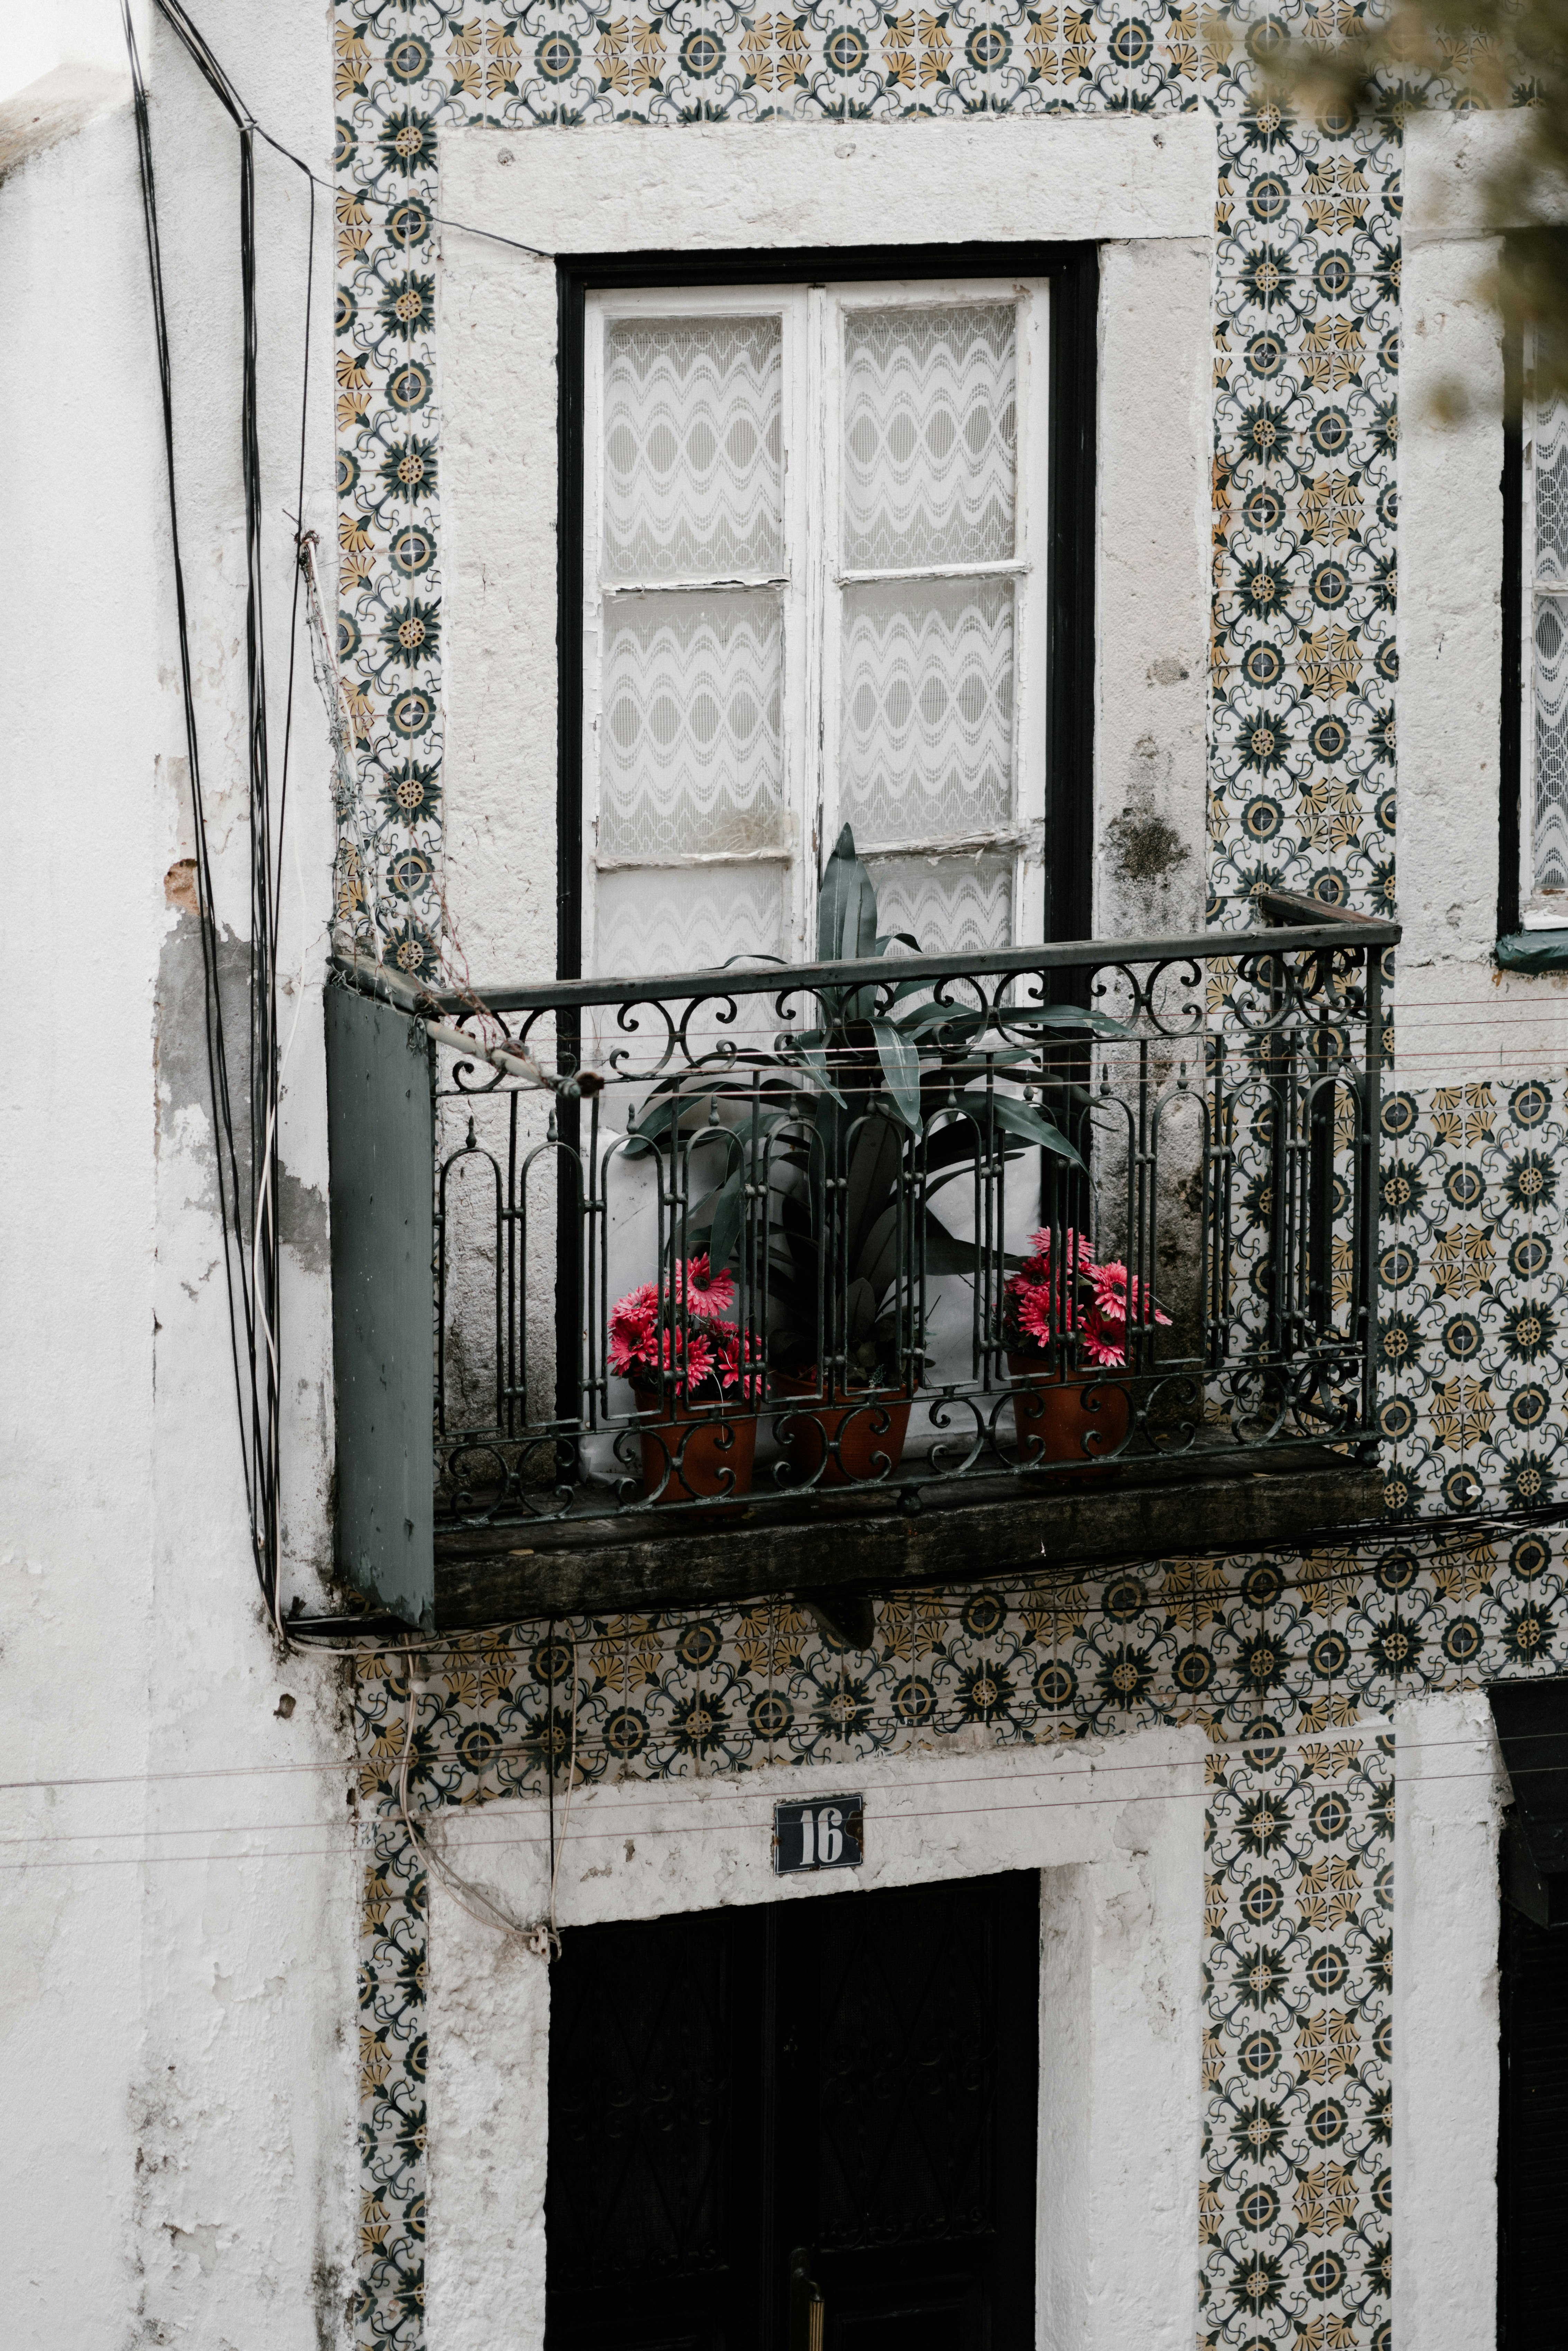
[682,1252,735,1321]
[1015,1280,1073,1345]
[609,1257,756,1398]
[1006,1225,1096,1343]
[1020,1227,1096,1282]
[1005,1232,1167,1362]
[1086,1258,1172,1333]
[1078,1307,1126,1368]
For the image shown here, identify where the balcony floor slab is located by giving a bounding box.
[432,1444,1383,1630]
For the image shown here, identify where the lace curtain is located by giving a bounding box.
[841,302,1017,571]
[1533,394,1568,895]
[590,295,1026,976]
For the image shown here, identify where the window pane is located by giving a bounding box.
[596,862,785,977]
[603,316,783,582]
[1534,595,1568,893]
[1535,393,1568,586]
[601,591,785,861]
[842,303,1017,570]
[839,576,1013,846]
[864,852,1013,956]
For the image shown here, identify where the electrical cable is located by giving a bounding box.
[157,0,553,258]
[0,1760,1518,1877]
[122,0,265,1603]
[394,1639,567,1955]
[129,0,340,1628]
[42,1718,1568,1851]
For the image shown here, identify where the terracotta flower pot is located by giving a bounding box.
[772,1370,913,1487]
[1006,1352,1129,1468]
[631,1385,758,1505]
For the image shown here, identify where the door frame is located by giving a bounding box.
[423,1722,1206,2351]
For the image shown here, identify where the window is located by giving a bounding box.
[578,277,1052,977]
[1512,342,1568,925]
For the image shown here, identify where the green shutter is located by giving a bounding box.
[326,983,434,1628]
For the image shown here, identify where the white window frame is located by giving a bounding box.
[1519,343,1568,926]
[580,276,1051,974]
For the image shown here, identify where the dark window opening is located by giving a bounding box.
[544,1868,1041,2350]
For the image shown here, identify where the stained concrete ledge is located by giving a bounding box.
[433,1443,1383,1628]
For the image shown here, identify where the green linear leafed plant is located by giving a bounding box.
[624,827,1133,1390]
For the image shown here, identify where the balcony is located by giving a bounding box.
[325,885,1395,1634]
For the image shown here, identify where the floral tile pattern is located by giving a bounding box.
[321,8,1557,2348]
[327,0,1399,963]
[1203,1728,1393,2351]
[1380,1077,1568,1528]
[347,1501,1568,2350]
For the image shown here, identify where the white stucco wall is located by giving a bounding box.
[0,6,353,2344]
[1401,119,1568,1077]
[422,1723,1207,2351]
[2,31,1538,2348]
[1391,1689,1509,2351]
[439,111,1215,982]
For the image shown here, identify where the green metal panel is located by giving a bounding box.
[326,983,435,1628]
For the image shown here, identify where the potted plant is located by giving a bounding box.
[624,828,1132,1489]
[609,1254,763,1504]
[1003,1228,1170,1466]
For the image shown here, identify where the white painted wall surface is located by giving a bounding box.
[439,111,1216,983]
[0,0,132,179]
[1094,238,1210,942]
[1391,1690,1509,2351]
[1,27,1534,2346]
[1,6,354,2344]
[423,1725,1208,2351]
[1401,146,1568,1076]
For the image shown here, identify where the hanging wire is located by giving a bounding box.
[122,0,267,1604]
[126,0,342,1625]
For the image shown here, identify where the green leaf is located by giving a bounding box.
[988,1002,1134,1039]
[871,1017,922,1134]
[788,1043,848,1106]
[844,1113,908,1264]
[894,999,1134,1046]
[817,824,881,963]
[856,1197,907,1305]
[622,1086,704,1158]
[985,1094,1087,1169]
[920,1145,1029,1209]
[921,1208,1027,1278]
[707,1168,748,1270]
[894,1001,987,1043]
[843,1276,878,1349]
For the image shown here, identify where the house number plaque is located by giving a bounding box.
[773,1795,864,1875]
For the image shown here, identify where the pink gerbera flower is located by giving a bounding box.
[1078,1307,1126,1368]
[1087,1259,1172,1331]
[1006,1226,1096,1345]
[681,1252,735,1321]
[609,1257,756,1398]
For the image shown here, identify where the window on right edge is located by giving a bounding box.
[1519,345,1568,922]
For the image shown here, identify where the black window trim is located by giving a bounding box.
[555,238,1100,979]
[553,240,1099,1415]
[1497,230,1568,957]
[1500,306,1524,941]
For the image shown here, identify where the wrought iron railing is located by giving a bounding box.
[332,895,1394,1536]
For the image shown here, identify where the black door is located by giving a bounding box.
[545,1870,1040,2351]
[1500,1896,1568,2345]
